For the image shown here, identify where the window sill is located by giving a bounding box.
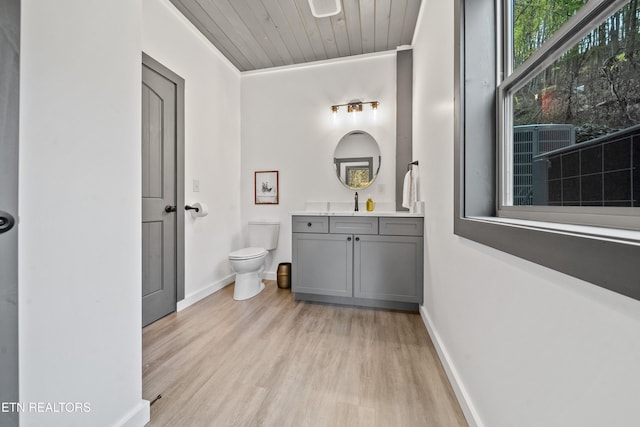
[468,216,640,246]
[454,215,640,301]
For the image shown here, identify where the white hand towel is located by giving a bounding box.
[411,165,420,202]
[402,170,412,209]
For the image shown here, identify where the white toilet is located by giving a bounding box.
[229,221,280,300]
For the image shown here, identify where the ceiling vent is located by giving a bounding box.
[308,0,342,18]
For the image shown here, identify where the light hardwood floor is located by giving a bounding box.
[143,281,467,427]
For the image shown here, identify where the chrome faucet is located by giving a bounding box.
[354,192,359,211]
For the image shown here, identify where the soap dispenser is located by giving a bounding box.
[366,197,375,212]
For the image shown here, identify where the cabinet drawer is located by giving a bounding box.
[379,217,424,236]
[329,217,378,235]
[292,216,329,233]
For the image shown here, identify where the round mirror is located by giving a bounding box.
[333,130,381,190]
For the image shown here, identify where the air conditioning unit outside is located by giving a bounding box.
[513,124,575,205]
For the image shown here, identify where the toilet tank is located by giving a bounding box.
[248,221,280,250]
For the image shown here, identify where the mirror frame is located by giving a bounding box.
[333,130,381,190]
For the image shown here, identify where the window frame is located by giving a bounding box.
[454,0,640,301]
[496,0,639,230]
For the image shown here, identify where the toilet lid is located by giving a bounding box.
[229,247,267,260]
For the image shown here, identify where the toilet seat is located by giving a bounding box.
[229,247,267,260]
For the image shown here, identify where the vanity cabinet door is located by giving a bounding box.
[292,233,353,297]
[353,235,423,303]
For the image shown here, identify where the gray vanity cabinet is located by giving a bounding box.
[292,215,424,310]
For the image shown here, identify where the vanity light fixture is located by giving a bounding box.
[347,103,362,113]
[331,100,380,114]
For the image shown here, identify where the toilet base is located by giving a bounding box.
[233,272,266,300]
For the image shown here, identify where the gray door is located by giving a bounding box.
[0,0,20,425]
[142,61,178,327]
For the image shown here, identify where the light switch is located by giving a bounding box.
[193,179,200,192]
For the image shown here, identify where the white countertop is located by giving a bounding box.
[291,211,424,218]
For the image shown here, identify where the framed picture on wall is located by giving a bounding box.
[254,170,279,204]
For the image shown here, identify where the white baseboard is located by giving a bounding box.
[263,270,276,280]
[177,274,235,312]
[115,399,149,427]
[419,305,482,427]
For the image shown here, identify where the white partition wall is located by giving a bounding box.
[19,1,148,425]
[412,1,640,426]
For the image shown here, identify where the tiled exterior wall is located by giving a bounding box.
[534,126,640,207]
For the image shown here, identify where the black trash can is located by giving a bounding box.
[277,262,291,289]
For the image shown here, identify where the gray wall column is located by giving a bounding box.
[396,49,413,211]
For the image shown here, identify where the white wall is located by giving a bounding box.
[241,54,397,274]
[19,1,148,426]
[412,1,640,426]
[142,0,242,306]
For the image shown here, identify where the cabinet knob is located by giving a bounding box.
[307,222,312,227]
[347,237,352,241]
[355,237,360,241]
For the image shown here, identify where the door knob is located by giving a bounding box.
[164,205,177,213]
[0,211,16,234]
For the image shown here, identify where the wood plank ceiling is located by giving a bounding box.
[169,0,422,72]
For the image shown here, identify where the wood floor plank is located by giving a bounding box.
[143,281,467,426]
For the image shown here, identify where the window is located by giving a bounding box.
[498,0,640,230]
[455,0,640,301]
